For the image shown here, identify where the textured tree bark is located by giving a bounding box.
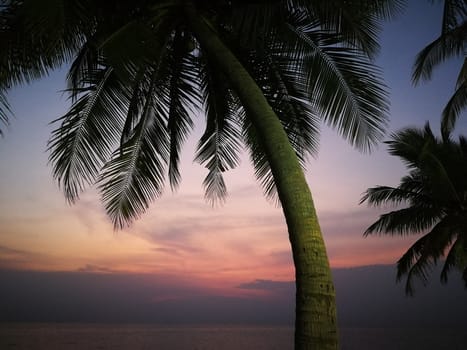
[184,3,338,350]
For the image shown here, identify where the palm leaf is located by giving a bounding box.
[0,89,11,136]
[386,123,436,169]
[282,18,389,151]
[98,70,170,229]
[0,0,91,88]
[418,143,462,204]
[364,205,443,236]
[360,183,423,207]
[440,0,467,36]
[398,217,457,295]
[412,21,467,84]
[297,0,405,58]
[440,234,463,283]
[441,79,467,139]
[120,66,154,150]
[99,20,164,85]
[242,116,279,202]
[166,30,200,191]
[455,57,467,90]
[65,40,101,102]
[48,66,128,201]
[228,0,285,50]
[261,49,321,158]
[195,54,242,205]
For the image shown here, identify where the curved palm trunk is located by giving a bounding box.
[184,4,338,350]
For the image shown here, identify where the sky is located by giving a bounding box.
[1,1,467,326]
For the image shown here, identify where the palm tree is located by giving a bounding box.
[412,0,467,139]
[361,123,467,295]
[0,1,401,348]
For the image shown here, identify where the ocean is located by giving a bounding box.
[1,324,466,350]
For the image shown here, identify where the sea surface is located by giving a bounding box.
[1,324,466,350]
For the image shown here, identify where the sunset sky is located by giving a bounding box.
[1,1,467,325]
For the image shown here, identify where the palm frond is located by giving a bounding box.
[166,30,200,191]
[0,89,11,136]
[297,0,404,57]
[99,20,165,85]
[118,20,176,147]
[362,0,406,20]
[16,0,89,58]
[0,0,91,88]
[195,55,242,205]
[48,66,128,201]
[440,0,467,36]
[397,217,457,295]
[455,56,467,90]
[228,0,285,50]
[401,252,435,296]
[65,40,101,102]
[308,43,389,150]
[360,183,423,207]
[440,234,463,283]
[386,123,436,169]
[242,116,279,202]
[412,22,467,84]
[364,205,443,236]
[278,14,389,151]
[420,145,463,204]
[98,70,170,229]
[263,49,321,158]
[120,68,147,148]
[441,79,467,139]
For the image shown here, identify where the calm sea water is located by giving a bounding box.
[1,324,466,350]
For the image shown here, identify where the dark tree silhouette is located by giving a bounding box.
[412,0,467,139]
[362,123,467,295]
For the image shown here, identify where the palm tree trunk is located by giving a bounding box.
[184,3,338,350]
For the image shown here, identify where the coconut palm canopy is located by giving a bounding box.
[0,0,400,227]
[361,123,467,295]
[412,0,467,139]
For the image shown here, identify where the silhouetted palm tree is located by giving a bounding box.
[361,123,467,295]
[1,1,402,348]
[412,0,467,139]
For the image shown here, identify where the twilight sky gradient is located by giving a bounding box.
[1,1,466,325]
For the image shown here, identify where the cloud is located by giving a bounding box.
[124,201,289,274]
[0,245,26,255]
[269,250,294,266]
[317,207,384,237]
[0,245,44,270]
[140,213,284,242]
[237,279,293,292]
[152,247,180,256]
[76,264,116,273]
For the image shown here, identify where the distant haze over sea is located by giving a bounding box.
[1,264,466,328]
